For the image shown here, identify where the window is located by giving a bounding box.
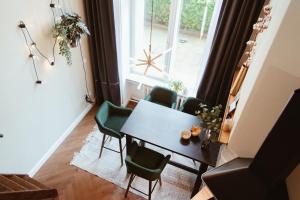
[128,0,218,95]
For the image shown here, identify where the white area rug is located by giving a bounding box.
[71,126,200,200]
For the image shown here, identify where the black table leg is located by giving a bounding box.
[191,163,208,198]
[126,135,133,154]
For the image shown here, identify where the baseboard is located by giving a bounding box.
[28,104,94,177]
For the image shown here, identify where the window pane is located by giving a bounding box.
[131,0,171,79]
[169,0,216,93]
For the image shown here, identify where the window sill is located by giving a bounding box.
[126,73,195,97]
[126,73,169,89]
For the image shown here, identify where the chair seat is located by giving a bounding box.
[131,147,165,170]
[125,142,170,181]
[104,115,128,137]
[125,142,170,199]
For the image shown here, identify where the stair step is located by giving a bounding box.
[0,188,58,200]
[0,174,58,200]
[21,176,49,190]
[0,183,10,192]
[8,176,40,190]
[0,175,26,191]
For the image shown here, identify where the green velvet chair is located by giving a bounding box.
[125,141,171,200]
[144,86,177,109]
[179,97,209,116]
[95,101,132,166]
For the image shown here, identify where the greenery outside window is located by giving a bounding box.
[129,0,218,95]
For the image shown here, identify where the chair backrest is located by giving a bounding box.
[95,101,110,130]
[149,86,177,107]
[250,89,300,187]
[180,97,206,115]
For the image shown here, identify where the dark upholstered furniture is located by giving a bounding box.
[144,86,177,108]
[202,89,300,200]
[95,101,132,165]
[125,141,170,200]
[179,97,208,115]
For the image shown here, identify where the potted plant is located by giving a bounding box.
[169,80,185,94]
[53,13,90,65]
[196,103,223,149]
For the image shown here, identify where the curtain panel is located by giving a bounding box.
[84,0,121,105]
[197,0,265,107]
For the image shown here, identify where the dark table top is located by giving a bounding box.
[121,100,220,167]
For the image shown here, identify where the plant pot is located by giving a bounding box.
[70,36,80,48]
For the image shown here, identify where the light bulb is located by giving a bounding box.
[50,3,61,8]
[29,54,38,60]
[19,21,26,28]
[31,42,36,49]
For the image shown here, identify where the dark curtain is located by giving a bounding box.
[197,0,265,107]
[84,0,121,105]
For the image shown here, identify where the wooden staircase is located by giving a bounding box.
[0,174,58,200]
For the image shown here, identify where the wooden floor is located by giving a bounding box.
[34,106,144,200]
[34,104,212,200]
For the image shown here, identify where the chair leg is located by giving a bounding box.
[159,176,162,186]
[139,140,145,147]
[193,159,197,166]
[119,139,123,166]
[149,180,152,200]
[125,173,135,198]
[99,134,106,158]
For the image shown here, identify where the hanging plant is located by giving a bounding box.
[53,13,90,65]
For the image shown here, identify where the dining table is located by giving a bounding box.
[121,100,220,198]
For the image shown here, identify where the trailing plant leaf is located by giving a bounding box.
[53,13,90,65]
[58,39,72,65]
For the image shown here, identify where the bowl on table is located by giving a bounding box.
[191,125,201,137]
[181,130,192,140]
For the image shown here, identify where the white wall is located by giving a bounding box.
[0,0,94,174]
[225,0,300,199]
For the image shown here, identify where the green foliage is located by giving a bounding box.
[169,80,185,93]
[196,103,223,132]
[57,39,71,65]
[181,0,216,32]
[145,0,216,34]
[145,0,171,25]
[53,13,90,65]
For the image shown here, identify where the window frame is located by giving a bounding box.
[125,0,222,96]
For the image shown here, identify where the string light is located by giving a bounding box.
[18,1,93,102]
[50,0,64,17]
[19,21,54,65]
[19,21,42,84]
[30,42,36,49]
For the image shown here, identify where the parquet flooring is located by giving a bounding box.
[34,106,144,200]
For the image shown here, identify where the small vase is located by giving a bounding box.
[201,129,211,150]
